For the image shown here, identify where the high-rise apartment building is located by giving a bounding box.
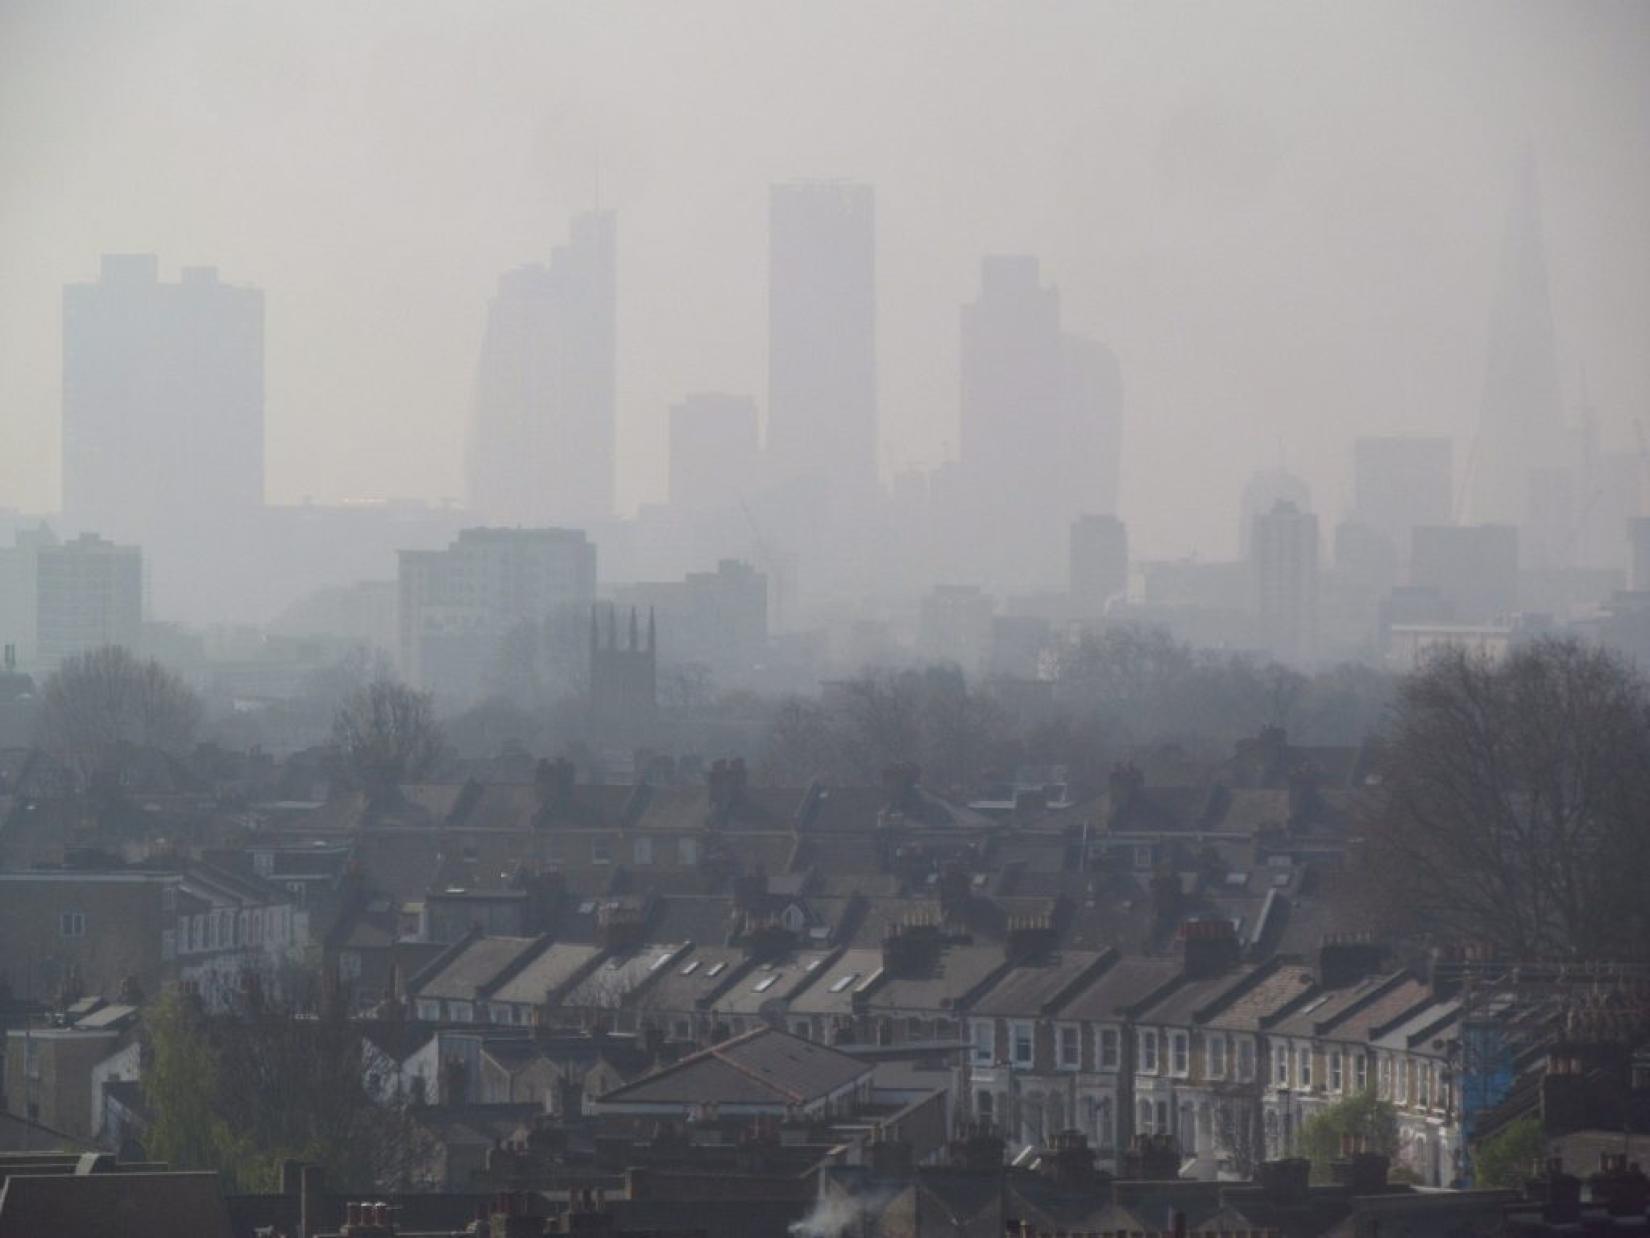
[61,256,263,616]
[468,211,616,526]
[1251,500,1319,663]
[398,527,597,703]
[766,183,877,504]
[956,256,1123,591]
[668,393,762,513]
[34,532,143,669]
[1069,514,1128,617]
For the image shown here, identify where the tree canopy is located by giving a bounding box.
[331,677,444,803]
[37,645,201,788]
[1358,638,1650,963]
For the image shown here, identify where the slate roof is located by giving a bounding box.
[560,943,688,1008]
[968,950,1112,1018]
[598,1026,869,1108]
[1267,972,1424,1040]
[1203,962,1316,1032]
[628,946,749,1015]
[488,942,603,1007]
[414,936,540,1002]
[1054,956,1182,1022]
[1136,965,1267,1029]
[786,949,886,1017]
[861,945,1011,1016]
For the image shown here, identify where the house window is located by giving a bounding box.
[59,910,86,939]
[1099,1027,1120,1070]
[162,884,177,913]
[490,1003,514,1025]
[451,1001,474,1023]
[1138,1098,1154,1133]
[793,1021,811,1040]
[676,1020,694,1040]
[1274,1044,1290,1087]
[253,851,274,876]
[1330,1050,1344,1093]
[1355,1053,1369,1093]
[591,836,612,865]
[1133,844,1153,870]
[976,1091,994,1121]
[1011,1022,1034,1068]
[972,1021,995,1065]
[1207,1034,1228,1079]
[633,837,653,866]
[1417,1062,1431,1108]
[162,929,176,961]
[1058,1025,1080,1070]
[339,951,363,981]
[191,916,205,951]
[1298,1047,1313,1089]
[416,1000,441,1021]
[1170,1031,1189,1077]
[1237,1037,1256,1081]
[1138,1029,1159,1074]
[679,837,698,866]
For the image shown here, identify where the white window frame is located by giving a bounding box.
[1138,1028,1159,1075]
[1207,1033,1228,1080]
[1169,1030,1190,1077]
[1329,1049,1344,1093]
[591,835,613,865]
[1274,1043,1290,1088]
[633,836,653,866]
[679,837,698,866]
[59,910,86,939]
[972,1020,995,1066]
[1298,1045,1313,1089]
[1099,1026,1120,1070]
[1355,1052,1369,1093]
[1056,1023,1081,1071]
[1011,1021,1035,1068]
[1237,1036,1256,1081]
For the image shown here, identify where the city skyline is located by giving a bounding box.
[2,2,1647,563]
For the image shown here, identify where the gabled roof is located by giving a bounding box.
[860,945,1012,1016]
[627,946,750,1015]
[487,942,603,1007]
[597,1026,869,1108]
[1269,972,1430,1043]
[968,950,1113,1019]
[411,935,540,1002]
[1203,962,1316,1032]
[787,948,886,1017]
[1054,956,1182,1023]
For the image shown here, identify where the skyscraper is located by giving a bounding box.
[668,393,762,513]
[61,255,263,615]
[1468,156,1565,527]
[956,256,1123,590]
[468,211,616,526]
[1070,513,1128,617]
[766,182,877,504]
[1252,499,1319,663]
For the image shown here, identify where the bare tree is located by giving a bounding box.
[1358,638,1650,963]
[331,678,444,804]
[37,645,201,787]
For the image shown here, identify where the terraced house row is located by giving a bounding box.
[400,915,1472,1186]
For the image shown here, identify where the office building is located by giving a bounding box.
[1251,500,1319,663]
[397,527,596,703]
[1410,524,1519,622]
[955,256,1123,591]
[1239,468,1311,559]
[668,393,761,514]
[468,211,617,526]
[61,256,263,617]
[1468,158,1565,527]
[1351,437,1452,562]
[1069,514,1128,617]
[766,182,877,503]
[610,559,768,687]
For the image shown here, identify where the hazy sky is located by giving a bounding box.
[2,0,1647,559]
